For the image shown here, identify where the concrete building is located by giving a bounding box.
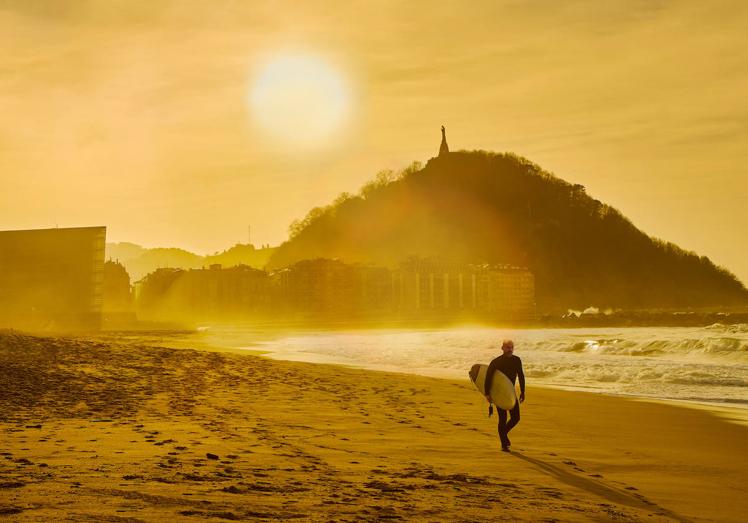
[0,226,106,330]
[393,258,535,320]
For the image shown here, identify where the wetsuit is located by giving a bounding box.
[484,354,525,448]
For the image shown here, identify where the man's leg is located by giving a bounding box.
[506,402,521,436]
[497,408,510,449]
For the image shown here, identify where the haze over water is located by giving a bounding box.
[213,325,748,408]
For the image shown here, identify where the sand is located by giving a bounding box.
[1,331,746,522]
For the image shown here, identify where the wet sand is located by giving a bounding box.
[1,331,746,522]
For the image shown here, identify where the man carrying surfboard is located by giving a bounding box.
[484,339,525,451]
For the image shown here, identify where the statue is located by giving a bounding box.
[439,125,449,156]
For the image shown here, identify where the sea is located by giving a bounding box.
[212,324,748,412]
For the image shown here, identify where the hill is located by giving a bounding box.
[268,151,748,310]
[203,243,275,269]
[106,242,276,281]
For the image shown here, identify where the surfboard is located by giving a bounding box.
[468,363,517,410]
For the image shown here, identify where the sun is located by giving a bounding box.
[249,52,352,150]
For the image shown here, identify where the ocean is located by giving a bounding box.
[229,324,748,409]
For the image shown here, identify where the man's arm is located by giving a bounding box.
[517,357,526,402]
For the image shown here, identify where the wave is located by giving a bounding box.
[523,360,748,391]
[249,325,748,406]
[534,331,748,362]
[703,323,748,334]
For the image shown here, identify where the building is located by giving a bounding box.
[133,257,535,323]
[270,259,393,317]
[136,264,269,321]
[393,258,535,320]
[270,258,355,315]
[0,226,106,330]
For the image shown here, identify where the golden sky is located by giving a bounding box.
[1,1,747,283]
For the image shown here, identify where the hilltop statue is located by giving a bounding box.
[439,125,449,156]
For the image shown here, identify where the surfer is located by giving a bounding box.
[484,339,525,451]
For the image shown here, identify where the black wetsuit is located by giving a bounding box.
[484,354,525,448]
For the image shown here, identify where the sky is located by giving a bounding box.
[1,1,747,283]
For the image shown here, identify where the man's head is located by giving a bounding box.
[501,339,514,356]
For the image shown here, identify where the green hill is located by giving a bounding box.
[268,151,748,310]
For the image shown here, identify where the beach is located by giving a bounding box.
[1,331,746,522]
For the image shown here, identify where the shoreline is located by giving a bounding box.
[226,329,748,426]
[88,324,748,426]
[258,345,748,427]
[72,324,748,426]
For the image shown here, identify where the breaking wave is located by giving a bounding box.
[248,324,748,407]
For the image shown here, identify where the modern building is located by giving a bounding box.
[0,226,106,330]
[393,258,535,320]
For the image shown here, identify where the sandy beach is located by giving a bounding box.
[1,330,746,522]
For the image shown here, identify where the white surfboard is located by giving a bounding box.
[469,363,517,410]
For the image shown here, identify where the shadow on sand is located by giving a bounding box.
[511,451,689,522]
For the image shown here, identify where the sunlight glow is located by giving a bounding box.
[249,53,352,150]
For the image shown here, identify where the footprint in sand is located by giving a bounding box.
[536,486,564,499]
[0,481,25,489]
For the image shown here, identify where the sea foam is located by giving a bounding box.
[249,325,748,408]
